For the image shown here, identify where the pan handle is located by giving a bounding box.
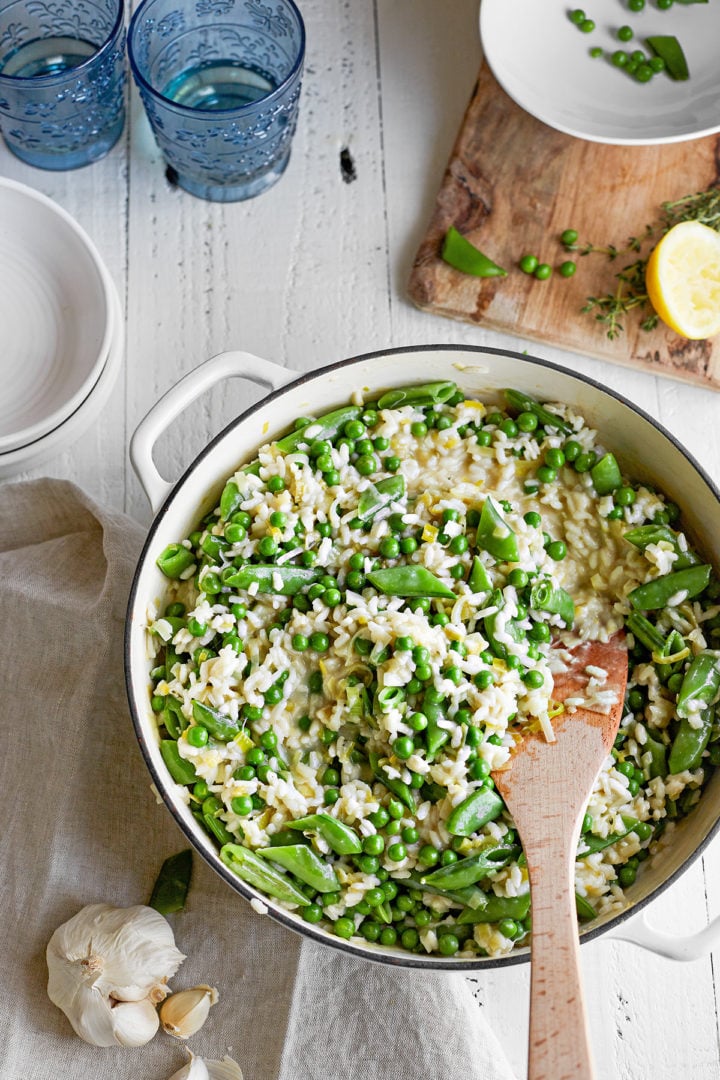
[130,351,296,512]
[606,908,720,961]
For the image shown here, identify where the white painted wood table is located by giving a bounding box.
[4,2,720,1077]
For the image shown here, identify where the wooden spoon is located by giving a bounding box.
[492,631,628,1080]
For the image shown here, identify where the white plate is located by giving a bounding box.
[480,0,720,145]
[0,179,115,452]
[0,282,123,478]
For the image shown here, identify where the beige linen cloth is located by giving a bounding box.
[0,479,517,1080]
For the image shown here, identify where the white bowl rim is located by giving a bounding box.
[0,177,115,452]
[0,278,123,476]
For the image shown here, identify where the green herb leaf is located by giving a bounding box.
[149,850,193,915]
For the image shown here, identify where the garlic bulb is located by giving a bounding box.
[160,985,219,1039]
[168,1051,244,1080]
[47,903,185,1046]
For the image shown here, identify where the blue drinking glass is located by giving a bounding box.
[128,0,305,202]
[0,0,126,170]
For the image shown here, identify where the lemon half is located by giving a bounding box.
[646,221,720,340]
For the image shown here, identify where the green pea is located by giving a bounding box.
[386,819,402,836]
[187,725,209,748]
[418,844,439,866]
[334,917,355,939]
[393,736,415,760]
[474,670,495,691]
[534,263,552,280]
[385,455,401,472]
[522,669,544,689]
[508,568,528,588]
[410,421,428,438]
[379,927,397,947]
[519,254,539,274]
[579,17,595,31]
[324,788,340,805]
[267,476,285,494]
[537,465,557,484]
[546,540,567,561]
[449,534,469,555]
[379,537,400,559]
[302,903,324,924]
[574,451,596,473]
[292,633,309,652]
[517,410,538,432]
[358,855,380,874]
[615,486,636,507]
[545,447,566,470]
[559,261,576,278]
[438,933,459,956]
[309,632,330,653]
[231,795,253,816]
[402,826,419,844]
[363,834,385,856]
[387,799,404,820]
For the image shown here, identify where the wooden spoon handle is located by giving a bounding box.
[526,837,595,1080]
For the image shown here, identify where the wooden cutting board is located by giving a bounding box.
[408,64,720,390]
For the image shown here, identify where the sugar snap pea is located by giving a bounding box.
[624,524,700,570]
[457,892,531,925]
[406,875,487,909]
[286,813,362,855]
[674,651,720,719]
[204,813,233,846]
[275,406,362,453]
[377,381,457,410]
[530,578,575,627]
[669,704,715,774]
[578,815,646,856]
[446,786,505,837]
[629,565,712,611]
[258,844,340,893]
[626,612,665,654]
[161,696,186,740]
[220,843,310,906]
[160,739,197,785]
[575,893,596,922]
[590,452,622,496]
[356,475,406,522]
[223,564,321,595]
[468,555,492,594]
[368,752,416,812]
[156,543,195,579]
[149,849,193,915]
[366,565,456,600]
[643,730,668,779]
[504,389,573,436]
[476,497,519,563]
[192,700,240,742]
[425,713,450,760]
[419,844,520,890]
[484,589,526,661]
[220,480,243,521]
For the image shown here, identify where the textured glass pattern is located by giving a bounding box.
[0,0,126,170]
[128,0,305,202]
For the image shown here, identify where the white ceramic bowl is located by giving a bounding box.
[126,345,720,969]
[0,281,123,478]
[480,0,720,145]
[0,178,115,453]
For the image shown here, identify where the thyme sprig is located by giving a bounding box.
[567,187,720,339]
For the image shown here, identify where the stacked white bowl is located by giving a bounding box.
[0,178,123,477]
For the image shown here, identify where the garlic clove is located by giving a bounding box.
[206,1056,244,1080]
[111,997,160,1047]
[160,985,219,1039]
[47,902,185,1046]
[166,1052,243,1080]
[167,1050,211,1080]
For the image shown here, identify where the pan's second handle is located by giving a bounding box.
[130,351,295,513]
[526,835,596,1080]
[608,908,720,961]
